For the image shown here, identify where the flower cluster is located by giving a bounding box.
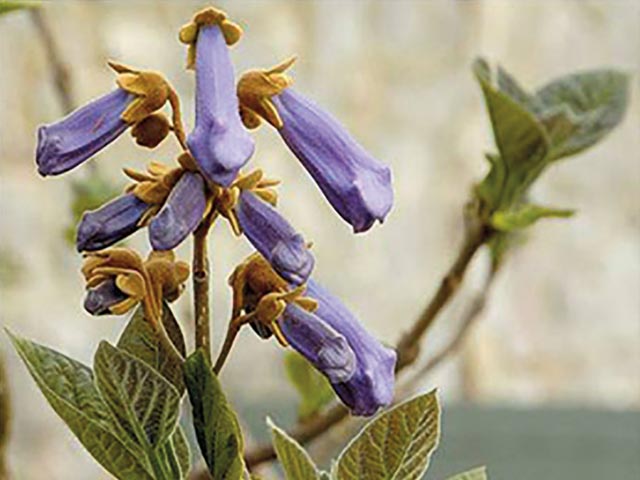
[35,5,396,416]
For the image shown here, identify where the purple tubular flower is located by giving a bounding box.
[84,279,129,316]
[272,89,393,233]
[187,25,255,186]
[36,89,131,176]
[76,193,149,252]
[149,171,207,251]
[281,304,357,383]
[236,190,314,285]
[280,279,396,416]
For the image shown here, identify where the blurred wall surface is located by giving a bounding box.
[0,1,638,478]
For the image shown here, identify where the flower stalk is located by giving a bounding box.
[192,210,215,362]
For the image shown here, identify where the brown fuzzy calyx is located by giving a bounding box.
[108,61,172,125]
[179,6,243,70]
[123,161,184,208]
[82,248,189,322]
[237,57,296,129]
[215,169,280,236]
[228,252,318,347]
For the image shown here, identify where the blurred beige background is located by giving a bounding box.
[0,1,638,478]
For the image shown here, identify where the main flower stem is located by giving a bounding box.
[193,221,212,362]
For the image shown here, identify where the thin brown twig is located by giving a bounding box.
[395,221,489,369]
[399,263,498,395]
[30,9,75,114]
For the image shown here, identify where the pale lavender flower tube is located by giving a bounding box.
[187,25,254,186]
[281,304,357,383]
[84,279,129,316]
[76,193,149,252]
[279,279,396,416]
[272,89,393,233]
[36,89,131,176]
[236,190,314,285]
[149,171,207,251]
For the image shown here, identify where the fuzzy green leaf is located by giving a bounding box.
[473,59,550,210]
[284,351,335,420]
[268,417,319,480]
[334,390,440,480]
[8,332,154,480]
[171,426,191,478]
[445,466,488,480]
[93,341,181,450]
[160,426,191,480]
[491,204,575,232]
[534,70,630,160]
[117,304,186,394]
[184,349,244,480]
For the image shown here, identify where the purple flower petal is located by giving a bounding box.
[84,279,129,316]
[187,25,254,186]
[280,304,357,384]
[36,89,131,176]
[307,279,396,416]
[272,88,393,233]
[149,171,207,250]
[236,190,314,285]
[76,193,149,252]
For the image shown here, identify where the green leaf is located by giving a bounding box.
[473,59,550,210]
[334,389,440,480]
[117,304,186,394]
[93,341,181,450]
[8,332,154,480]
[534,70,630,160]
[445,466,488,480]
[268,417,319,480]
[171,426,191,478]
[496,64,535,109]
[491,204,575,232]
[284,351,335,420]
[184,349,244,480]
[0,1,39,15]
[160,426,191,480]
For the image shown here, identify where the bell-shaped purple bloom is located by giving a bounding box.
[279,279,396,416]
[84,279,129,316]
[271,89,393,233]
[36,89,131,176]
[149,171,207,251]
[187,25,255,186]
[236,190,314,285]
[76,193,149,252]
